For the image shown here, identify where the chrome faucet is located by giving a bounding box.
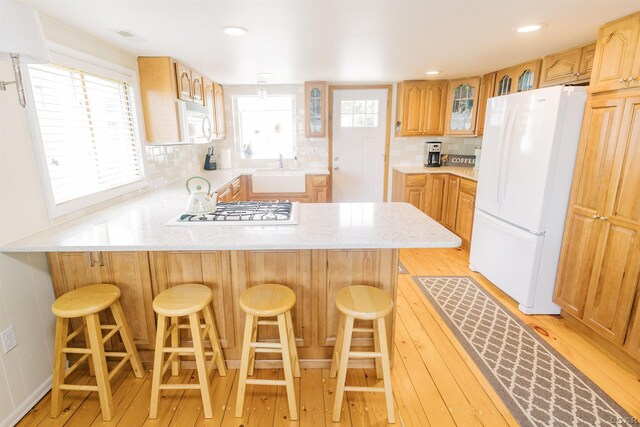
[278,152,284,169]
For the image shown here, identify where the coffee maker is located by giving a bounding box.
[424,141,442,167]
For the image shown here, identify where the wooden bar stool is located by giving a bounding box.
[330,285,395,423]
[51,284,143,421]
[149,284,226,419]
[235,284,300,420]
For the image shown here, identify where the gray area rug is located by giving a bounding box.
[397,261,409,274]
[413,276,635,427]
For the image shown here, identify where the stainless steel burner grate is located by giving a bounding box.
[178,201,295,222]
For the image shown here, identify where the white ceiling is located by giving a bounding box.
[22,0,640,84]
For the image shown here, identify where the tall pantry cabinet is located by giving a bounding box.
[553,12,640,366]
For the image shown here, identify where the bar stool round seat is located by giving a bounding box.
[152,283,212,316]
[51,284,121,318]
[335,285,393,320]
[239,283,295,317]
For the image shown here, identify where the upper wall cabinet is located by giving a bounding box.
[395,80,448,136]
[590,13,640,93]
[476,72,496,136]
[540,43,596,87]
[304,81,326,138]
[494,59,542,96]
[445,77,481,136]
[138,56,225,144]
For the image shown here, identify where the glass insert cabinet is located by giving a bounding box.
[493,59,542,97]
[304,81,326,138]
[445,77,481,136]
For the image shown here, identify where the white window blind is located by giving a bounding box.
[28,63,143,205]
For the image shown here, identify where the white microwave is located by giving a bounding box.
[177,100,213,143]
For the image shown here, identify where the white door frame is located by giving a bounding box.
[328,84,392,202]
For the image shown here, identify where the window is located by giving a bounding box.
[340,100,379,127]
[234,95,295,159]
[27,56,145,217]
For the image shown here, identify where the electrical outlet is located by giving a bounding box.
[1,325,17,354]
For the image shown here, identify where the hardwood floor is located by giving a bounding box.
[18,247,640,426]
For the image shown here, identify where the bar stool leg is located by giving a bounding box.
[85,313,114,421]
[277,313,298,420]
[51,317,69,418]
[284,311,300,378]
[190,312,214,418]
[329,313,346,378]
[149,314,166,419]
[170,316,180,376]
[235,313,254,417]
[82,318,95,377]
[377,317,395,424]
[202,305,227,376]
[332,315,354,422]
[110,301,144,378]
[372,319,383,380]
[247,316,258,376]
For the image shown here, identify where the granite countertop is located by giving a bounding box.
[1,179,461,252]
[392,166,479,181]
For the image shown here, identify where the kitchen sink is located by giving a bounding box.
[251,170,306,193]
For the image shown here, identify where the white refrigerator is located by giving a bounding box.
[469,86,587,314]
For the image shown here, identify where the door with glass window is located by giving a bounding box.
[331,88,388,202]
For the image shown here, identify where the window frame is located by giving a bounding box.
[24,43,148,219]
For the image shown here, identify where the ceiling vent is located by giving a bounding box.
[112,29,147,43]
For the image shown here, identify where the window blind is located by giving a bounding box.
[28,63,143,205]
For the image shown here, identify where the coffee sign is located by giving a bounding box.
[441,154,476,167]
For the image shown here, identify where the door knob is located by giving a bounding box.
[334,166,340,171]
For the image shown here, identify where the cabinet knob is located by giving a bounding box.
[591,214,600,219]
[629,76,637,82]
[600,216,609,221]
[619,78,628,83]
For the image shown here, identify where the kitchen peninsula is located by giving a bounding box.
[1,173,461,367]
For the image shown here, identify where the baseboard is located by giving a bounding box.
[1,376,52,427]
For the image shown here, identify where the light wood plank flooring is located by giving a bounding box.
[18,247,640,426]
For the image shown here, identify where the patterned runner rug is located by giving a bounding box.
[413,276,634,427]
[397,261,409,274]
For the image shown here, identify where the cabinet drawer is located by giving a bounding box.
[406,174,427,187]
[460,178,477,194]
[312,175,327,187]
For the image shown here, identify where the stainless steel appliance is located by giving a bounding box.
[168,201,300,226]
[424,141,442,167]
[177,100,213,143]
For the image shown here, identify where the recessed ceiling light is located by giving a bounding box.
[425,70,440,75]
[222,26,248,36]
[257,72,273,78]
[516,24,544,33]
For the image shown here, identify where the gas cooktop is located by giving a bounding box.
[167,201,299,226]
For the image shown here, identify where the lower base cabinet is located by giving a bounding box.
[392,170,477,246]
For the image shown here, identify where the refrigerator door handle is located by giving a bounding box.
[497,108,517,207]
[495,109,511,205]
[500,109,519,207]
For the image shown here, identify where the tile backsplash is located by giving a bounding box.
[144,144,208,188]
[389,135,482,166]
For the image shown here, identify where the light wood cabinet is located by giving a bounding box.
[218,185,232,203]
[311,175,328,203]
[494,59,542,96]
[476,73,496,136]
[590,13,640,93]
[445,77,481,136]
[240,174,330,203]
[540,42,597,87]
[213,83,226,139]
[47,251,156,352]
[304,82,326,138]
[138,56,225,143]
[443,175,460,230]
[424,174,448,222]
[555,91,640,359]
[395,80,448,136]
[454,179,477,245]
[391,170,475,245]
